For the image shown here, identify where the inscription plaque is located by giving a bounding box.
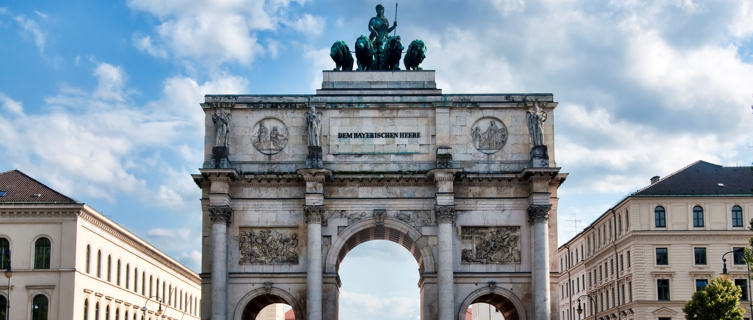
[329,117,431,154]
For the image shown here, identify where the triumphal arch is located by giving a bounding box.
[194,10,564,320]
[194,69,565,320]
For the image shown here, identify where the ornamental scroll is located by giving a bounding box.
[239,228,299,264]
[461,226,520,264]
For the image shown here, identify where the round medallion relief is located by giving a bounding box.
[252,118,288,155]
[471,117,508,154]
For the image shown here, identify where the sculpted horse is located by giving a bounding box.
[355,35,374,70]
[382,35,404,70]
[329,40,353,71]
[403,39,426,70]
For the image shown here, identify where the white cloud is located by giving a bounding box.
[146,227,201,271]
[1,9,47,53]
[133,34,168,58]
[93,63,128,102]
[0,92,24,116]
[127,0,324,68]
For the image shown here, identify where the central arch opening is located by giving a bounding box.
[464,294,519,320]
[338,239,420,320]
[241,294,297,320]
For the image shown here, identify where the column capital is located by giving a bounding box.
[208,205,233,224]
[527,204,551,224]
[304,205,324,224]
[435,205,456,224]
[296,168,332,182]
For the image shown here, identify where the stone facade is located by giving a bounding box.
[194,71,566,320]
[556,161,753,320]
[0,170,201,320]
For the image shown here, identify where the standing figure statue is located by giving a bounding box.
[369,4,398,69]
[212,110,231,148]
[526,100,547,146]
[305,105,322,147]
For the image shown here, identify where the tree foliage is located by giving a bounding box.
[684,278,745,320]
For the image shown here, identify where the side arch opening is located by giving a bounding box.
[458,287,526,320]
[234,288,302,320]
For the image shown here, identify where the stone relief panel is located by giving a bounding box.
[461,226,520,264]
[396,210,434,228]
[327,209,434,233]
[471,117,508,154]
[239,228,299,264]
[252,118,288,155]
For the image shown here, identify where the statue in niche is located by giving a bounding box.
[305,105,322,147]
[526,100,547,146]
[212,110,231,148]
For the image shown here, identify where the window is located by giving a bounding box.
[84,299,88,320]
[736,279,749,301]
[0,295,7,320]
[657,279,670,300]
[117,260,121,285]
[31,294,49,320]
[133,268,138,293]
[125,264,130,289]
[0,237,9,269]
[655,206,666,227]
[97,250,102,277]
[733,205,744,227]
[694,248,707,265]
[95,302,99,320]
[734,247,746,265]
[693,205,704,227]
[142,271,145,296]
[85,245,91,273]
[107,255,112,282]
[696,279,708,291]
[627,250,631,268]
[656,248,668,265]
[115,308,120,320]
[34,237,51,269]
[105,306,110,320]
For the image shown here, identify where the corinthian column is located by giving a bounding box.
[528,204,551,320]
[436,205,456,320]
[305,205,324,320]
[209,205,232,320]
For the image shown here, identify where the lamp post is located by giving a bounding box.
[721,248,753,317]
[576,294,596,320]
[141,286,174,318]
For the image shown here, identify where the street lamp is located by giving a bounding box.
[576,294,596,320]
[141,286,174,318]
[721,248,753,317]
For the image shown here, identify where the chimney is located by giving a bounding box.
[650,176,660,184]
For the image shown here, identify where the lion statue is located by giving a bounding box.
[382,35,404,70]
[329,40,353,71]
[404,39,426,71]
[355,35,374,70]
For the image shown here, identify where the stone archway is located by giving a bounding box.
[233,287,303,320]
[457,286,527,320]
[325,217,435,274]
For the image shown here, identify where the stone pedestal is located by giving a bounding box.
[307,146,323,169]
[211,146,230,169]
[530,145,549,168]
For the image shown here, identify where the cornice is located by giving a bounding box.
[78,208,201,283]
[328,174,433,187]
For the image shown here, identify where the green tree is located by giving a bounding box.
[684,278,745,320]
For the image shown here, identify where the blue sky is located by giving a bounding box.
[1,1,752,319]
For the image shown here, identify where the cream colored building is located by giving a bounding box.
[556,161,753,320]
[0,169,201,320]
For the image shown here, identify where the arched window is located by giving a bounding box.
[125,310,128,320]
[116,260,121,285]
[85,245,91,273]
[115,307,119,320]
[83,299,88,320]
[733,205,744,228]
[34,238,51,269]
[133,268,138,292]
[97,250,102,277]
[1,294,8,320]
[141,272,145,296]
[125,264,130,289]
[654,206,666,228]
[0,237,9,270]
[31,294,48,320]
[693,205,704,227]
[107,255,112,282]
[105,306,110,320]
[149,276,153,298]
[95,302,99,320]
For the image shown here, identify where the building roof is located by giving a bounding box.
[0,169,78,204]
[634,160,753,197]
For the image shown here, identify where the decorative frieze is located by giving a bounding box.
[304,205,324,224]
[208,205,233,224]
[435,205,456,224]
[461,226,521,264]
[396,210,434,228]
[239,228,299,264]
[527,204,551,223]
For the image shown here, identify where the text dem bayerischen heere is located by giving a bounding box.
[337,132,421,139]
